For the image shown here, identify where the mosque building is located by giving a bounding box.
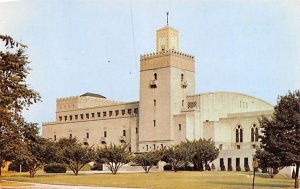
[42,21,274,171]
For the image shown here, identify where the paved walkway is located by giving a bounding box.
[0,180,143,189]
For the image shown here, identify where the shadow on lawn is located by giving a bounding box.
[210,180,292,188]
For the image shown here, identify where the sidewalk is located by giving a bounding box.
[0,180,144,189]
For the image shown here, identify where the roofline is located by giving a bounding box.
[187,91,274,107]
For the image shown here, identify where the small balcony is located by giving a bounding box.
[100,137,106,144]
[119,136,126,143]
[181,80,187,88]
[149,80,158,88]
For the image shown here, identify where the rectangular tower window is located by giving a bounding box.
[54,135,56,141]
[75,115,78,120]
[123,130,126,137]
[154,100,156,106]
[134,108,138,114]
[161,144,163,149]
[69,134,72,138]
[153,144,156,149]
[103,112,106,117]
[69,115,72,121]
[64,116,67,121]
[104,131,107,138]
[86,133,89,139]
[80,114,84,119]
[91,113,95,118]
[128,109,132,114]
[179,124,181,131]
[182,100,184,107]
[181,73,184,81]
[86,113,89,119]
[146,145,148,151]
[236,158,240,171]
[109,111,112,117]
[154,73,157,80]
[136,127,138,134]
[122,110,125,115]
[115,110,119,116]
[97,112,100,117]
[59,116,62,121]
[153,120,156,127]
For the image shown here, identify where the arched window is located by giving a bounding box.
[251,123,259,142]
[235,125,243,143]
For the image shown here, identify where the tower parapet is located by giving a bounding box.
[140,49,194,61]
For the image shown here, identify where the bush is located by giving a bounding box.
[205,164,211,171]
[8,162,29,172]
[220,165,226,171]
[211,163,215,171]
[163,164,172,171]
[245,164,250,172]
[91,162,103,171]
[44,163,66,173]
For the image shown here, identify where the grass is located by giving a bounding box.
[1,171,296,189]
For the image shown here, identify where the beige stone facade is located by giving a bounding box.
[42,25,274,171]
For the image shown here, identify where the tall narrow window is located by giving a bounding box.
[153,144,156,149]
[251,123,259,142]
[182,100,184,107]
[86,113,89,119]
[123,130,126,137]
[179,124,181,131]
[64,116,67,121]
[97,112,101,117]
[236,129,239,143]
[104,131,107,138]
[54,135,56,141]
[154,73,157,80]
[69,115,72,121]
[109,111,113,117]
[251,128,255,142]
[75,115,78,120]
[115,110,119,116]
[80,114,84,119]
[235,125,243,143]
[91,113,95,118]
[153,120,156,127]
[59,116,62,121]
[86,133,89,139]
[255,127,259,142]
[136,127,138,134]
[161,144,164,149]
[69,134,72,138]
[240,129,243,142]
[146,145,149,151]
[181,74,184,81]
[154,100,156,106]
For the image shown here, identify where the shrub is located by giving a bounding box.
[245,164,250,172]
[211,163,215,171]
[44,163,66,173]
[8,162,29,172]
[220,165,226,171]
[91,162,103,171]
[163,164,172,171]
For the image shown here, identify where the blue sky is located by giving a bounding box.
[0,0,299,129]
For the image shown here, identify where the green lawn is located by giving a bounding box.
[1,171,296,189]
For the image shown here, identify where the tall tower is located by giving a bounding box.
[138,23,195,152]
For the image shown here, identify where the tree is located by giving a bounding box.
[132,150,162,173]
[162,144,186,172]
[0,35,40,176]
[95,144,131,174]
[255,149,282,178]
[57,137,95,176]
[190,139,219,171]
[258,91,300,188]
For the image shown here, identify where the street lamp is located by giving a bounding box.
[252,159,259,189]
